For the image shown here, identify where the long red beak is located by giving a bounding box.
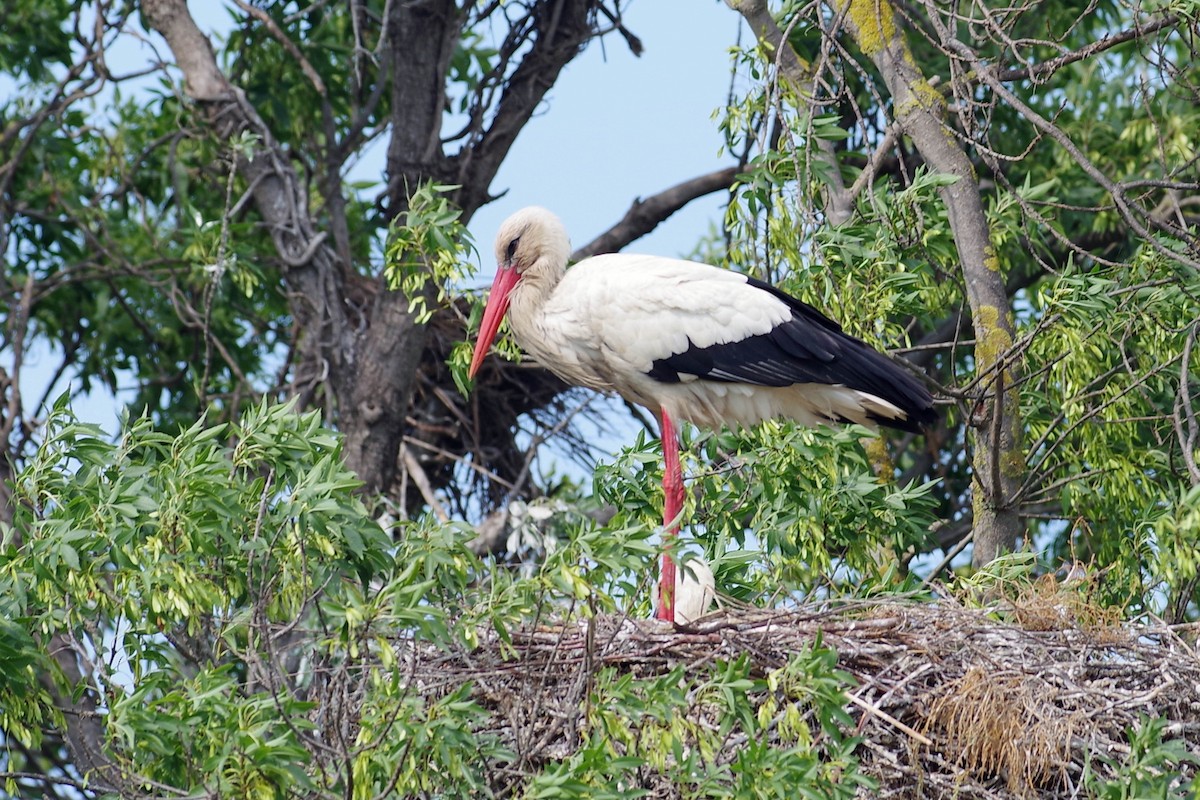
[468,265,520,379]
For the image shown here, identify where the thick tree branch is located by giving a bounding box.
[385,0,462,202]
[142,0,435,498]
[572,167,740,259]
[831,0,1025,564]
[452,0,607,218]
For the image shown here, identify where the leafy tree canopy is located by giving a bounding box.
[0,0,1197,796]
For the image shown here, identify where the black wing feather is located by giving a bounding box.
[648,277,936,432]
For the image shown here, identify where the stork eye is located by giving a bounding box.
[505,237,520,262]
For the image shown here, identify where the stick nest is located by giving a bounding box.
[403,586,1200,798]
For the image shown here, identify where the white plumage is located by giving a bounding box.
[469,206,935,622]
[671,554,716,624]
[474,207,929,432]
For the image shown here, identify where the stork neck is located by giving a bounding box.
[506,256,565,335]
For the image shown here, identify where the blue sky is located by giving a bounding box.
[20,1,747,428]
[464,2,744,268]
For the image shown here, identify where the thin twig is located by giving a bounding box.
[846,689,933,746]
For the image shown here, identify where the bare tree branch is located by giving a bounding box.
[452,1,611,218]
[1174,322,1200,486]
[725,0,856,224]
[944,38,1200,272]
[995,12,1181,84]
[572,167,740,259]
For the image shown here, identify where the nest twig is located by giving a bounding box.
[386,595,1200,798]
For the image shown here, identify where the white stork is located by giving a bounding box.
[469,206,935,622]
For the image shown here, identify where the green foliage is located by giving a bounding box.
[697,424,936,597]
[2,400,489,795]
[12,396,387,629]
[4,82,292,426]
[0,0,72,81]
[950,550,1041,598]
[1084,715,1200,799]
[597,423,938,607]
[0,616,56,758]
[563,642,872,799]
[1,401,890,797]
[226,0,390,150]
[1022,245,1200,611]
[807,171,959,341]
[385,182,476,322]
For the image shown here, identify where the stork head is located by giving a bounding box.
[468,207,571,378]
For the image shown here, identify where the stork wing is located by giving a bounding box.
[559,255,932,426]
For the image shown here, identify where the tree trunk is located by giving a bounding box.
[142,0,608,501]
[832,0,1026,564]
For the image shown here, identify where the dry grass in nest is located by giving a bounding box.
[392,590,1200,798]
[927,665,1083,794]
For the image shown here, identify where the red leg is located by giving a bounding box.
[656,407,683,622]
